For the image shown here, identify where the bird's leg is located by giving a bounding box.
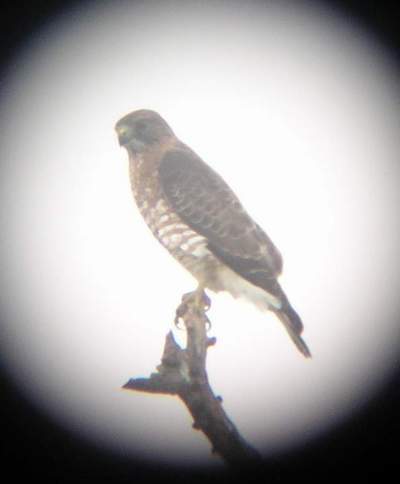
[193,285,211,312]
[193,285,212,330]
[174,285,212,330]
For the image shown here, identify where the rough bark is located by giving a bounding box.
[123,290,262,468]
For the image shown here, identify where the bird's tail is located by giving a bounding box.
[272,301,312,358]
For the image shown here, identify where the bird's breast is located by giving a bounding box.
[128,157,223,286]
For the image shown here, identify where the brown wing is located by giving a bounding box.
[158,146,284,298]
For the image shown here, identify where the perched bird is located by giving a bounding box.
[115,110,311,357]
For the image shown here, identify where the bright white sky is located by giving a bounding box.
[1,0,400,468]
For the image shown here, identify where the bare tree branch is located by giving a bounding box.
[123,290,262,468]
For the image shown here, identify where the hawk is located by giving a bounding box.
[115,110,311,357]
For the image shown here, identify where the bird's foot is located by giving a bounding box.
[174,289,212,330]
[174,295,188,329]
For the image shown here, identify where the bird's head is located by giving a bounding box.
[115,109,174,155]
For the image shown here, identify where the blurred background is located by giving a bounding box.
[0,0,399,481]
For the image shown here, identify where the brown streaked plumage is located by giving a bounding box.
[115,109,311,357]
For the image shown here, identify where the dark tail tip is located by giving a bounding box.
[274,302,312,358]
